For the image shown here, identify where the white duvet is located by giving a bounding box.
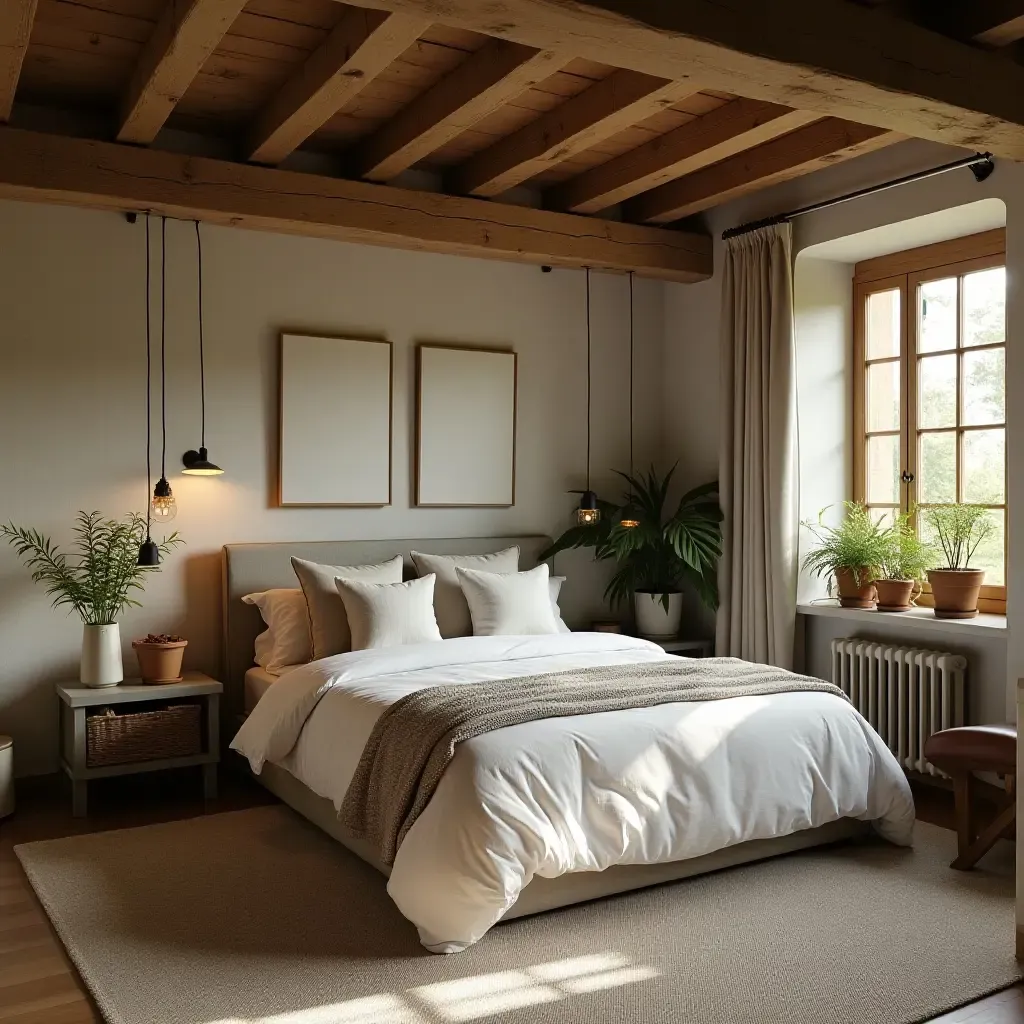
[231,633,915,952]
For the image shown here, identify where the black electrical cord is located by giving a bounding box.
[144,213,152,535]
[194,220,206,450]
[160,215,167,480]
[585,266,592,491]
[628,271,634,479]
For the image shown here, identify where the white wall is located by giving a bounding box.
[0,199,666,776]
[664,138,1022,722]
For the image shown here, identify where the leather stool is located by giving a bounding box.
[924,725,1016,870]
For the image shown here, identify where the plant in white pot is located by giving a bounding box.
[923,504,994,619]
[1,512,182,687]
[542,467,723,639]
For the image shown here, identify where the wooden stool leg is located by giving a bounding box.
[952,801,1016,870]
[952,771,974,865]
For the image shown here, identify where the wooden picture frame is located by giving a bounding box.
[415,344,517,507]
[278,333,393,507]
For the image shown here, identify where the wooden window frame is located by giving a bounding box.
[853,230,1007,615]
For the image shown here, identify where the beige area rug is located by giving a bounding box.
[15,806,1020,1024]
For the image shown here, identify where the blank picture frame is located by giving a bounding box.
[416,344,517,507]
[278,333,392,506]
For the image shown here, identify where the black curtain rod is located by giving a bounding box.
[721,151,995,241]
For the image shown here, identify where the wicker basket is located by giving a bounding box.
[86,703,202,768]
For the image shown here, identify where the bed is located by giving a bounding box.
[223,537,916,953]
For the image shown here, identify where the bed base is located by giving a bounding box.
[255,760,871,922]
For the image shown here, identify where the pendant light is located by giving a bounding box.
[150,216,177,523]
[138,214,160,567]
[182,220,224,475]
[620,271,640,529]
[577,267,600,526]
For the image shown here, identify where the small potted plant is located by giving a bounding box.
[924,504,994,619]
[874,511,936,612]
[132,633,189,684]
[801,503,888,608]
[2,512,182,687]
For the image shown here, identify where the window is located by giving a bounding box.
[853,230,1006,612]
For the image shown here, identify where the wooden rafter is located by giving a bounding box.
[0,0,38,123]
[247,9,430,165]
[449,72,701,197]
[118,0,248,145]
[548,99,819,215]
[353,39,566,181]
[336,0,1024,159]
[931,2,1024,45]
[625,118,899,223]
[0,127,712,282]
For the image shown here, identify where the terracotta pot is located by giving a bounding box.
[928,569,985,619]
[834,567,876,609]
[132,639,187,684]
[874,579,915,613]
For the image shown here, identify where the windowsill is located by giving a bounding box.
[797,601,1007,639]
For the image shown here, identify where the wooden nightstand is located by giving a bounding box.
[57,672,222,817]
[650,638,714,658]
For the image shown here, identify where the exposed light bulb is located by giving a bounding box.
[620,516,640,529]
[151,478,177,522]
[577,490,600,526]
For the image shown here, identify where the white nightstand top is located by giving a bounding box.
[57,671,222,707]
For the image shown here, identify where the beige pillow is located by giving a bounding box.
[291,554,403,659]
[457,564,561,637]
[410,546,520,638]
[241,588,312,673]
[334,575,442,651]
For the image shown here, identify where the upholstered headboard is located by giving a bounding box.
[221,536,552,723]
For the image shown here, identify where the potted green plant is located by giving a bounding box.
[924,504,994,619]
[541,466,722,639]
[2,512,182,687]
[801,503,888,608]
[874,510,937,612]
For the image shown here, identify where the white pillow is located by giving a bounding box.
[549,575,571,634]
[410,546,520,638]
[291,555,404,660]
[241,588,312,673]
[334,574,442,651]
[456,563,561,637]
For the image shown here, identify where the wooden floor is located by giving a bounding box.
[0,771,1019,1023]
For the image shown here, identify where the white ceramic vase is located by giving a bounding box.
[634,592,683,639]
[80,623,123,687]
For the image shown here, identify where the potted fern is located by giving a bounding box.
[874,511,937,612]
[801,503,888,608]
[2,512,182,687]
[924,504,994,619]
[541,467,723,638]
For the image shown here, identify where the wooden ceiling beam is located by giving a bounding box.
[0,0,38,123]
[118,0,248,144]
[247,9,429,165]
[449,72,701,198]
[353,39,566,181]
[334,0,1024,159]
[548,99,819,215]
[0,126,712,282]
[930,2,1024,45]
[625,118,900,224]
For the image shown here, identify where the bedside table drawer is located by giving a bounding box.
[86,703,202,768]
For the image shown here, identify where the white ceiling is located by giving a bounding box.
[799,198,1006,264]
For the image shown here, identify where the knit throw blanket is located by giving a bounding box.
[338,657,847,867]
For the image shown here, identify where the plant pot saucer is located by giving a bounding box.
[876,604,912,613]
[141,676,184,685]
[933,609,979,620]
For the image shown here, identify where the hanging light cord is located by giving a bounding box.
[628,271,634,479]
[194,220,206,450]
[160,216,168,480]
[144,213,152,534]
[585,267,592,491]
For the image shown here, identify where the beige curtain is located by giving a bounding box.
[716,223,798,668]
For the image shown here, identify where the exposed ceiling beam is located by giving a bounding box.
[118,0,247,145]
[0,126,711,282]
[548,99,819,215]
[449,71,701,197]
[0,0,38,123]
[247,9,429,165]
[930,1,1024,45]
[624,118,899,224]
[353,39,566,181]
[335,0,1024,160]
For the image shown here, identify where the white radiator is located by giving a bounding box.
[829,638,966,775]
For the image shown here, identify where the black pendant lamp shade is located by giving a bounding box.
[620,271,640,529]
[137,538,160,566]
[182,221,224,476]
[577,267,601,527]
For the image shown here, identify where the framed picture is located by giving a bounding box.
[415,344,517,507]
[278,333,392,506]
